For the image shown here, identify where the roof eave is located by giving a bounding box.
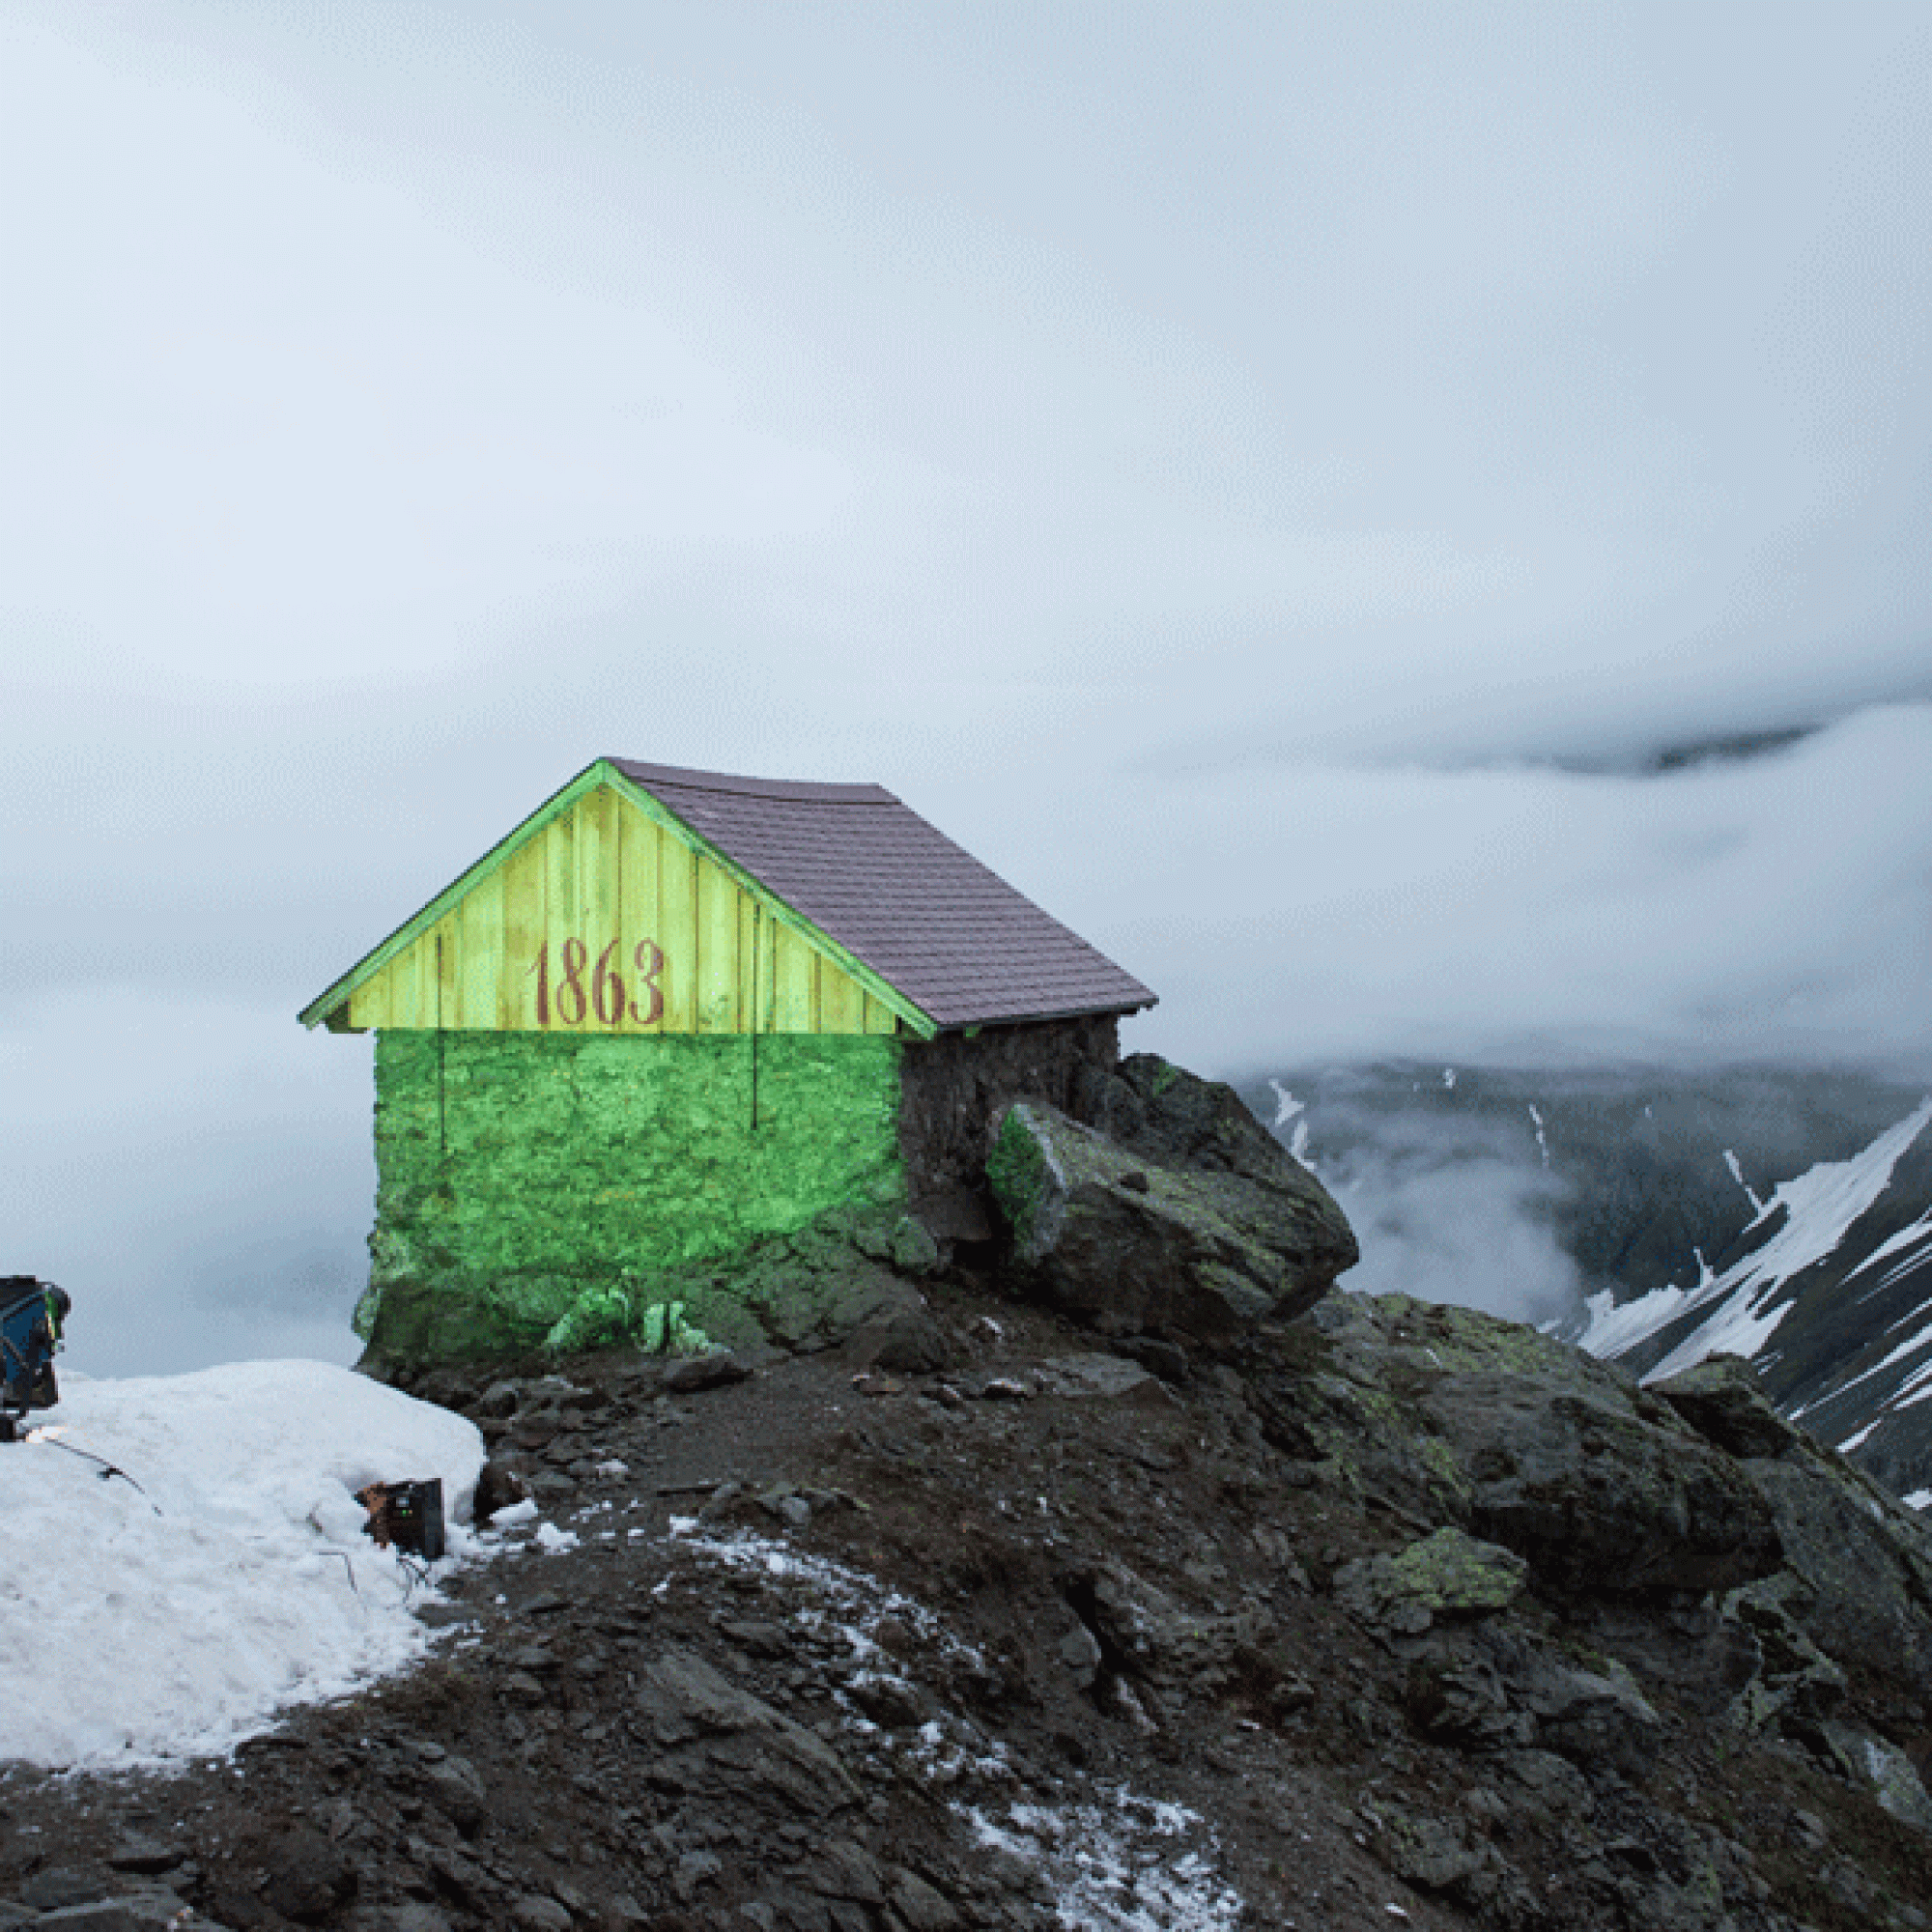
[926,996,1157,1035]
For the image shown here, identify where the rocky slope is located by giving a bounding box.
[6,1064,1932,1932]
[1250,1064,1932,1497]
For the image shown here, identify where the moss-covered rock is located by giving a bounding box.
[1288,1293,1785,1595]
[1419,1367,1784,1594]
[1099,1053,1344,1203]
[986,1099,1355,1342]
[1336,1527,1530,1634]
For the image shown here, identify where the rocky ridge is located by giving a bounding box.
[4,1062,1932,1932]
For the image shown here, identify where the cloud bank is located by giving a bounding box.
[5,3,1930,1371]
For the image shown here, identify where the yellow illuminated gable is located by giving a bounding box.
[303,768,921,1038]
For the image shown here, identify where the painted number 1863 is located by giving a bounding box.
[527,939,666,1027]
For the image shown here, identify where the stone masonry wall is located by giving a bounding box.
[895,1016,1121,1241]
[362,1030,906,1362]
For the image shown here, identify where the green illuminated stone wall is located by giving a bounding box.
[359,1030,907,1362]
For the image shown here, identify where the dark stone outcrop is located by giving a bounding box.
[1739,1455,1932,1694]
[1285,1293,1784,1595]
[1652,1353,1806,1460]
[22,1260,1932,1932]
[1403,1625,1664,1780]
[1421,1370,1784,1594]
[1077,1561,1266,1698]
[1652,1351,1932,1704]
[634,1649,860,1816]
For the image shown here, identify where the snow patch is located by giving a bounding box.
[1577,1282,1688,1360]
[0,1361,486,1770]
[667,1524,1239,1925]
[668,1522,986,1671]
[1267,1081,1312,1163]
[970,1794,1241,1932]
[1724,1149,1766,1216]
[1802,1308,1932,1416]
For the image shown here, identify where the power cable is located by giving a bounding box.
[31,1433,156,1506]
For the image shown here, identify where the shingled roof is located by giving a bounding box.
[610,758,1154,1032]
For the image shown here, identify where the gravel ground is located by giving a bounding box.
[3,1274,1928,1932]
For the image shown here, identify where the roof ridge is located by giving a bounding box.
[608,758,895,805]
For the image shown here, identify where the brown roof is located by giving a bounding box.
[608,758,1154,1032]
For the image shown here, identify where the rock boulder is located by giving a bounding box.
[1421,1370,1784,1594]
[986,1099,1355,1342]
[1098,1053,1323,1192]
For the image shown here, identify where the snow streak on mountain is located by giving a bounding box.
[1577,1097,1932,1378]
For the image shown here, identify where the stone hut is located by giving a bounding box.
[300,758,1154,1361]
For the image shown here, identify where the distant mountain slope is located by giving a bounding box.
[1244,1063,1932,1499]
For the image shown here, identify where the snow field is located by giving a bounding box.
[0,1360,486,1771]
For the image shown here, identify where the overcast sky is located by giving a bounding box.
[5,2,1930,1374]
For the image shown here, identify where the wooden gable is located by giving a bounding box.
[300,765,929,1038]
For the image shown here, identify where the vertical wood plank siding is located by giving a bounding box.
[346,787,895,1036]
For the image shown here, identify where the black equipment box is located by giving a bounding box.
[356,1477,447,1561]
